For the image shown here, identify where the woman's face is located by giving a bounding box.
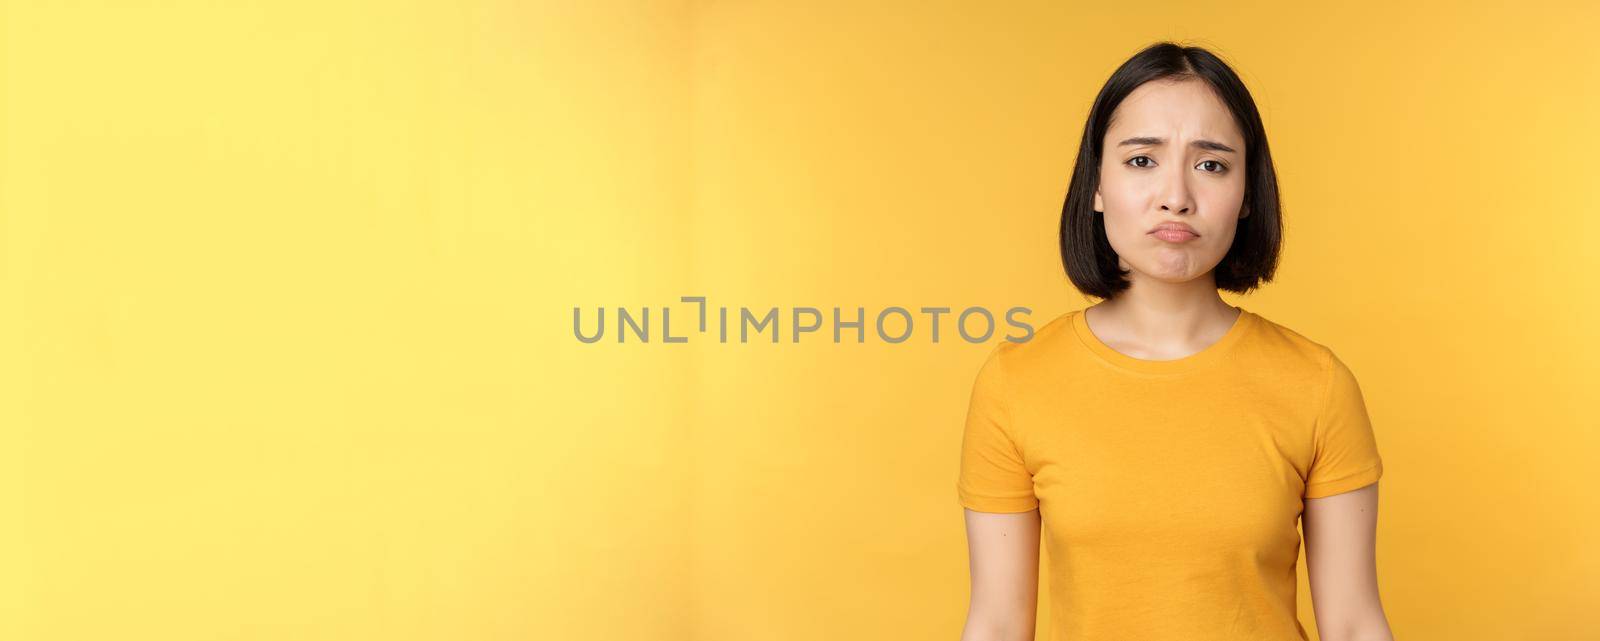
[1094,78,1248,285]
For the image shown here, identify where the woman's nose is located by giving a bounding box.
[1158,168,1194,213]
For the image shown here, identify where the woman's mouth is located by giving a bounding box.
[1151,228,1198,242]
[1149,221,1199,243]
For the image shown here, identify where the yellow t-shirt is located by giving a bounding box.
[957,307,1383,641]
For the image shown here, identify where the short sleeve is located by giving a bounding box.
[1304,348,1385,499]
[956,345,1038,512]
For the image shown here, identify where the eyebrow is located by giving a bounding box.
[1116,136,1238,154]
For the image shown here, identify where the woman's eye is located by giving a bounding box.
[1126,156,1154,168]
[1198,160,1228,173]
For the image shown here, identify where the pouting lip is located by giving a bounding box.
[1149,221,1199,236]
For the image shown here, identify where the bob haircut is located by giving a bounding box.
[1060,42,1282,300]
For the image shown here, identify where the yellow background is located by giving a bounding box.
[3,1,1596,639]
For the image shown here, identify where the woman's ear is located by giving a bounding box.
[1093,189,1103,213]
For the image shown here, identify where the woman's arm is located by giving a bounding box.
[960,508,1040,641]
[1304,482,1394,641]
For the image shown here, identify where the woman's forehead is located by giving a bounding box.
[1107,79,1242,145]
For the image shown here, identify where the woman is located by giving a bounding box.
[957,42,1392,641]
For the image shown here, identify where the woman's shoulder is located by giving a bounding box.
[1241,309,1342,371]
[984,308,1081,370]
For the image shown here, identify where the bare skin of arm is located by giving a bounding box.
[1303,482,1395,641]
[960,508,1040,641]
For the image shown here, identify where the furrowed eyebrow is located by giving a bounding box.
[1116,136,1238,154]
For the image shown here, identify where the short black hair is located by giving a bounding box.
[1059,42,1282,300]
